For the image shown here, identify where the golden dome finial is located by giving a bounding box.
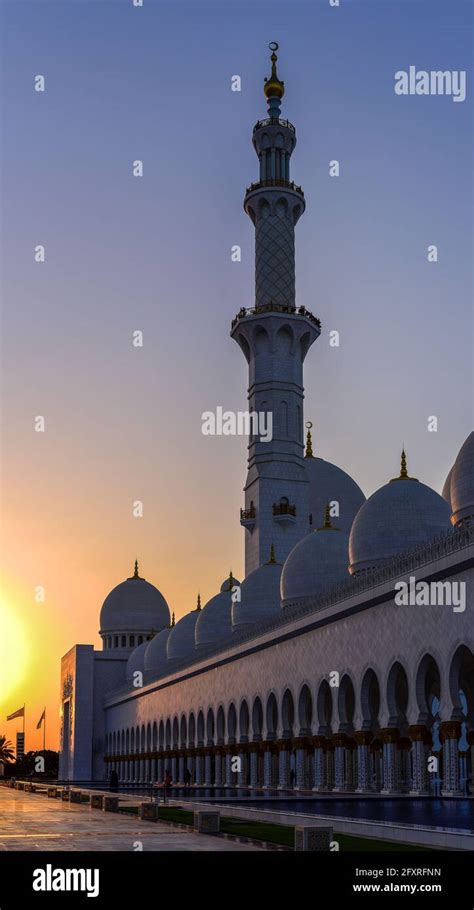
[171,611,175,627]
[400,448,408,479]
[390,446,418,483]
[133,559,139,578]
[305,421,313,458]
[264,41,285,105]
[323,503,332,529]
[196,592,201,612]
[268,542,276,564]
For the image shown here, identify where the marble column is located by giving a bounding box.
[263,749,274,788]
[237,751,247,787]
[170,755,178,784]
[312,737,327,791]
[333,734,347,791]
[204,752,213,786]
[441,721,463,796]
[214,752,223,787]
[294,739,307,789]
[156,757,164,784]
[225,751,234,786]
[468,731,474,796]
[178,754,185,785]
[370,740,382,791]
[355,731,373,792]
[409,726,430,794]
[250,750,259,788]
[380,728,400,793]
[278,744,291,789]
[195,754,204,785]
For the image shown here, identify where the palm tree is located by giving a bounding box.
[0,735,15,763]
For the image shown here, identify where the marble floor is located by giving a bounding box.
[0,789,260,852]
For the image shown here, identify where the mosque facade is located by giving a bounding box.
[59,48,474,798]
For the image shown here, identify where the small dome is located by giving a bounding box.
[166,609,200,663]
[442,466,453,506]
[281,514,350,606]
[304,438,365,534]
[100,563,170,637]
[349,452,452,574]
[195,579,238,650]
[219,573,240,593]
[144,626,171,679]
[126,639,148,682]
[232,559,282,632]
[450,431,474,527]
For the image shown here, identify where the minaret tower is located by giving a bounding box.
[232,43,320,576]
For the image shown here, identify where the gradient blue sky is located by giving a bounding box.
[0,0,472,742]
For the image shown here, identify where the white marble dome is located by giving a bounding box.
[166,608,200,663]
[349,453,452,574]
[281,520,350,606]
[195,576,240,649]
[304,451,365,534]
[126,639,148,682]
[450,431,474,527]
[99,564,170,636]
[144,626,172,679]
[232,560,282,632]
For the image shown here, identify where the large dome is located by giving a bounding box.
[195,575,240,650]
[232,559,282,632]
[99,563,170,638]
[349,452,452,574]
[450,431,474,527]
[304,436,365,533]
[144,626,172,679]
[442,465,453,506]
[281,514,350,606]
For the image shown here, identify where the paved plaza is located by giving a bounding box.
[0,789,260,851]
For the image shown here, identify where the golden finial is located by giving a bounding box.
[196,593,202,612]
[390,447,418,483]
[171,611,175,627]
[317,503,335,530]
[400,448,408,479]
[227,570,234,591]
[264,41,285,102]
[268,542,276,564]
[305,421,313,458]
[133,559,139,578]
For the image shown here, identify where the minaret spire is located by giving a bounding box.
[264,42,285,117]
[305,422,314,458]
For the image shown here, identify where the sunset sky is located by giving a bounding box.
[1,0,472,751]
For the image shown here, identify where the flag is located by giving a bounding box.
[36,709,46,730]
[6,706,24,721]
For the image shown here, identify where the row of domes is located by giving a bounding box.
[100,431,473,686]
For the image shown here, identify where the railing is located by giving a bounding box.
[245,178,304,196]
[240,507,256,520]
[231,303,321,331]
[253,117,295,133]
[273,502,296,516]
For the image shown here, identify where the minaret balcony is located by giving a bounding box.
[272,501,297,527]
[253,117,295,133]
[245,178,304,197]
[240,505,256,531]
[231,303,321,332]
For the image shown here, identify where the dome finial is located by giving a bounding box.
[264,41,285,115]
[268,542,276,564]
[400,447,408,479]
[133,559,139,578]
[171,611,175,627]
[227,570,234,591]
[390,447,417,482]
[323,503,332,529]
[305,421,314,458]
[196,592,202,611]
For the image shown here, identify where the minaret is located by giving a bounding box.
[232,43,320,575]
